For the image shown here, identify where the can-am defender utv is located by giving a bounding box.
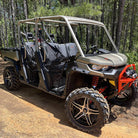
[0,16,137,132]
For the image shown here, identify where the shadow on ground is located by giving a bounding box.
[0,83,104,137]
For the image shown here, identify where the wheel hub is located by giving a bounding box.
[71,97,99,126]
[83,108,87,113]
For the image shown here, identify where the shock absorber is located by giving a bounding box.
[91,76,99,89]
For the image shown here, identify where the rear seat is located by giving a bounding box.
[25,42,36,58]
[24,42,37,70]
[24,42,78,60]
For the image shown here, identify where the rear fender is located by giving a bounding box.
[3,57,20,73]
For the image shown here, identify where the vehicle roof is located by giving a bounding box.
[18,15,105,27]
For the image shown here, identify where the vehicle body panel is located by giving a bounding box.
[77,53,127,67]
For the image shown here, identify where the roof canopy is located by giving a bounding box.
[18,15,105,27]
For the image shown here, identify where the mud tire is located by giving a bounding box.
[65,87,110,132]
[3,66,21,90]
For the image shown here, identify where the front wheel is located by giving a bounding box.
[114,84,137,106]
[65,88,110,132]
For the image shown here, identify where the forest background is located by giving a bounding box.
[0,0,137,71]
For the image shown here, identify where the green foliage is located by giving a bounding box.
[29,2,101,18]
[126,51,138,72]
[73,2,101,17]
[0,0,137,57]
[8,34,14,47]
[29,5,52,18]
[0,18,4,25]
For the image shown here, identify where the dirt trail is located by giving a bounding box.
[0,58,138,138]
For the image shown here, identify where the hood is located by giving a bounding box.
[77,53,127,67]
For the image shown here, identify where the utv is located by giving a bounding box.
[0,16,137,132]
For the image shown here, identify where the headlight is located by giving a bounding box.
[91,65,109,71]
[132,73,137,79]
[125,69,137,78]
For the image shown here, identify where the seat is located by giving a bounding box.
[25,42,35,58]
[24,42,37,70]
[65,43,78,57]
[49,43,78,58]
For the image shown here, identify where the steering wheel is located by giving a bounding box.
[86,45,98,54]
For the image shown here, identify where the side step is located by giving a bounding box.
[51,85,65,95]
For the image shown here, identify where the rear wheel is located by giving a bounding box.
[3,66,21,90]
[65,88,110,132]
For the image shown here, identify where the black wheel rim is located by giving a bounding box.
[4,71,12,87]
[70,97,99,127]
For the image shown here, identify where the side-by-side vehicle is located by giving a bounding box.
[0,16,137,132]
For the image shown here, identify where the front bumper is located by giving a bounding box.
[118,64,137,93]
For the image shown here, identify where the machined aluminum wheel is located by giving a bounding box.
[65,88,110,132]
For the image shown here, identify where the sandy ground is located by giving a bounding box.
[0,57,138,138]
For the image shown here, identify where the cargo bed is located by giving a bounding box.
[0,47,19,61]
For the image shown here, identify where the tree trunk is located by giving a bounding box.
[1,25,6,47]
[59,0,68,5]
[0,28,2,47]
[123,1,131,52]
[24,0,28,31]
[7,0,14,45]
[115,0,125,50]
[39,0,42,6]
[2,0,8,47]
[65,26,69,43]
[112,0,117,41]
[65,0,69,5]
[8,0,12,31]
[15,0,19,19]
[100,0,104,48]
[129,0,136,51]
[106,11,110,30]
[79,25,82,43]
[24,0,28,19]
[59,25,63,43]
[11,0,17,47]
[44,0,47,6]
[86,25,89,49]
[0,7,3,47]
[71,0,75,5]
[91,26,94,45]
